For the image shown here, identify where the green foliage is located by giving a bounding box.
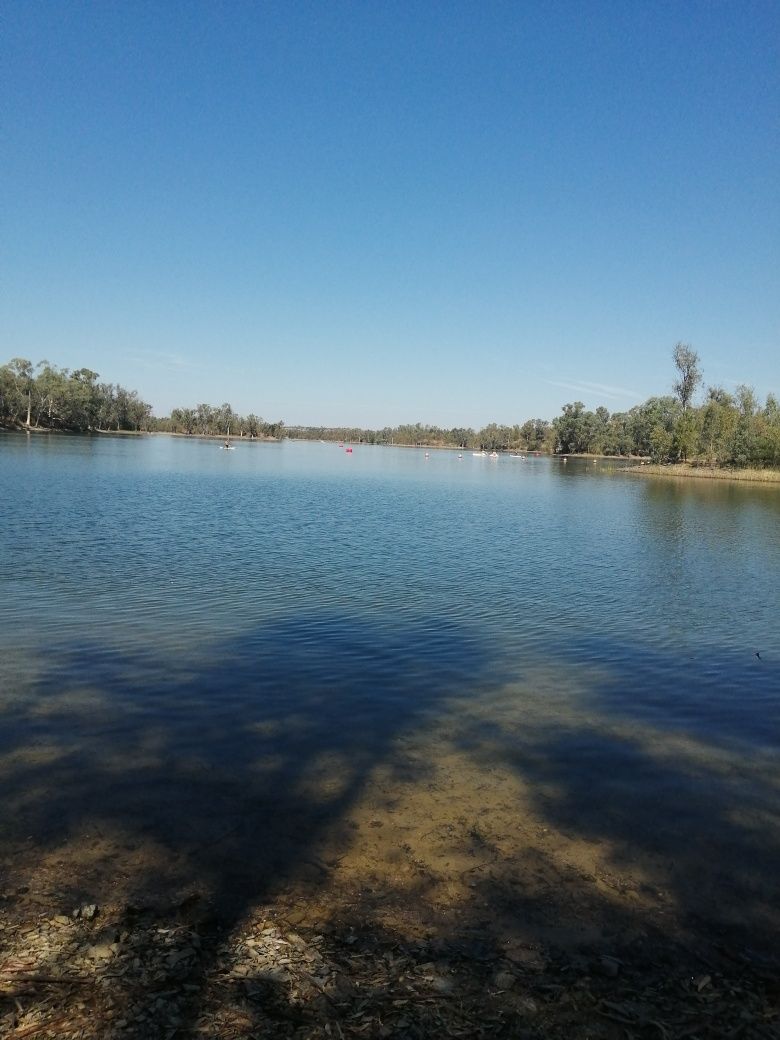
[649,423,674,463]
[672,409,700,462]
[673,342,702,411]
[0,358,152,432]
[157,402,284,439]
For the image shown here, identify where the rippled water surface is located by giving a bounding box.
[1,433,779,932]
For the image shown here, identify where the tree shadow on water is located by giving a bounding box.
[1,621,779,1037]
[0,613,508,1035]
[1,614,494,899]
[461,637,780,962]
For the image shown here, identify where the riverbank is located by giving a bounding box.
[2,878,776,1040]
[629,462,780,484]
[3,679,778,1038]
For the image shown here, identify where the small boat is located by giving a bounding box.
[509,454,526,460]
[472,451,487,457]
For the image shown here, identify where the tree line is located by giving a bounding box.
[551,345,780,467]
[156,404,285,439]
[0,358,152,432]
[3,347,778,468]
[289,419,553,452]
[0,358,283,438]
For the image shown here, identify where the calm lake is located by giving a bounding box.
[1,433,779,946]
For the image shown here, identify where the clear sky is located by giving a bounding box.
[4,1,778,427]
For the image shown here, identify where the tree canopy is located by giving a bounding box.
[0,359,152,432]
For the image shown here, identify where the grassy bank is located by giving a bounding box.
[631,462,780,483]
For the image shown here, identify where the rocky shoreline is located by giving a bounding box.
[2,880,778,1040]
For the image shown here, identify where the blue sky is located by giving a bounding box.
[4,1,778,426]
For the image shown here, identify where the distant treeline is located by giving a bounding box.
[289,419,552,452]
[157,404,285,439]
[291,346,780,468]
[3,348,778,468]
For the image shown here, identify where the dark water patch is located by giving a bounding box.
[0,612,493,906]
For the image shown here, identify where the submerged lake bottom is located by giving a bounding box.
[1,434,779,1036]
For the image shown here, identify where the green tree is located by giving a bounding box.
[672,409,700,462]
[700,387,737,464]
[66,368,101,430]
[649,423,674,462]
[553,402,585,453]
[6,357,35,425]
[673,343,701,411]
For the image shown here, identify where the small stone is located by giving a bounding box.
[81,904,99,920]
[504,945,546,972]
[431,975,456,994]
[493,970,516,990]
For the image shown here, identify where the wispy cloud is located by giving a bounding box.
[543,379,643,402]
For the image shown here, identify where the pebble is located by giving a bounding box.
[73,903,99,920]
[493,969,516,990]
[431,974,456,994]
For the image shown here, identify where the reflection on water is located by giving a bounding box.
[0,433,778,947]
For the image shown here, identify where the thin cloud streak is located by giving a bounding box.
[543,379,643,402]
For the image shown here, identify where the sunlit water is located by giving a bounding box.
[1,433,779,934]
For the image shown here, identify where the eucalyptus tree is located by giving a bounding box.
[673,343,701,411]
[195,403,214,434]
[478,423,511,451]
[66,368,101,430]
[554,402,590,454]
[700,387,738,464]
[755,395,780,466]
[0,361,27,423]
[629,396,679,458]
[33,362,71,427]
[215,403,238,435]
[6,358,34,425]
[730,385,759,465]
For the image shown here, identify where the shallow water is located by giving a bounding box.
[1,433,779,941]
